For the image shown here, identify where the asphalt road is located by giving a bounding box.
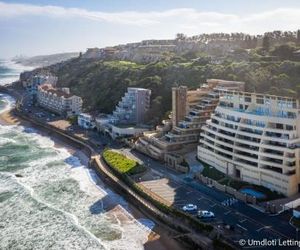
[17,93,298,247]
[128,149,298,245]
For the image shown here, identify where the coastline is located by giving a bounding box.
[0,107,184,250]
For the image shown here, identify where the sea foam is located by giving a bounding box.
[0,108,153,250]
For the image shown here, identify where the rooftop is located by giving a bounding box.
[39,84,73,98]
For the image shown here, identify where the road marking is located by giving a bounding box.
[237,224,248,231]
[143,159,291,240]
[210,203,217,208]
[239,219,247,223]
[224,210,232,215]
[197,197,204,201]
[256,226,271,232]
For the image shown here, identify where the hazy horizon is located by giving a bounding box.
[1,0,300,58]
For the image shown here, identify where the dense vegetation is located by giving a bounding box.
[102,150,214,235]
[40,31,300,124]
[102,150,145,175]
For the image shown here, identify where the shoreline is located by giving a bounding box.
[0,106,184,250]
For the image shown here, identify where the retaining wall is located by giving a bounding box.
[195,174,256,205]
[14,109,214,249]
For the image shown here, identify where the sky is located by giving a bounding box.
[1,0,300,58]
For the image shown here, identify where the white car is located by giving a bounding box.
[182,204,198,212]
[197,210,215,219]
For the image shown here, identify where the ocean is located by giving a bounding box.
[0,59,33,86]
[0,65,154,249]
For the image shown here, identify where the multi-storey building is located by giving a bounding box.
[135,79,244,160]
[198,91,300,196]
[113,87,151,124]
[37,84,82,117]
[78,113,95,129]
[172,86,188,126]
[23,74,58,95]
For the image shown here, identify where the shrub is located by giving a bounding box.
[102,150,145,175]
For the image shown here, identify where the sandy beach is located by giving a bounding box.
[0,107,184,250]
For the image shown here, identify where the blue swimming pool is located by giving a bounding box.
[240,188,266,199]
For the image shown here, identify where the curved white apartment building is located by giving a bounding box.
[197,91,300,196]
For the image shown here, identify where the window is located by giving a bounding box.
[245,97,251,102]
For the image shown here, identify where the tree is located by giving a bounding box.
[297,30,300,44]
[262,35,270,52]
[175,33,187,41]
[271,44,295,60]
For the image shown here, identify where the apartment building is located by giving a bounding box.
[37,84,82,117]
[78,113,95,129]
[135,79,244,160]
[23,74,58,95]
[198,91,300,196]
[113,87,151,124]
[172,86,188,126]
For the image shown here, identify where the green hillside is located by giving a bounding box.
[42,43,300,124]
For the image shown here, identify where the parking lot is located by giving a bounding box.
[18,96,299,245]
[138,166,293,243]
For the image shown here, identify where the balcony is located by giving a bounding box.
[219,129,235,137]
[261,165,282,174]
[235,157,258,167]
[240,127,263,135]
[263,148,283,156]
[286,161,296,167]
[215,149,232,160]
[264,140,287,148]
[237,134,260,143]
[218,105,297,119]
[236,142,259,151]
[217,136,233,145]
[216,143,233,153]
[265,131,289,140]
[261,156,283,165]
[235,150,258,160]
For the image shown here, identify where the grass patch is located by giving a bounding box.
[219,177,248,190]
[199,159,225,181]
[102,150,146,175]
[102,150,214,235]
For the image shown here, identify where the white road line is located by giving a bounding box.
[237,224,248,231]
[240,219,247,223]
[256,226,271,232]
[224,210,232,215]
[210,203,217,208]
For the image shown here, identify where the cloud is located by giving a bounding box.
[0,1,299,34]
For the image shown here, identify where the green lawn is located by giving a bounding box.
[198,159,225,181]
[103,150,146,175]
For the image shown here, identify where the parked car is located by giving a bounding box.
[182,204,197,212]
[197,210,215,219]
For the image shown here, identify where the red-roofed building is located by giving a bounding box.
[37,84,82,117]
